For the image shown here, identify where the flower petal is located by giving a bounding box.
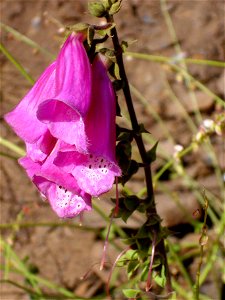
[26,130,57,162]
[55,151,121,196]
[5,62,56,143]
[37,99,88,152]
[44,183,92,218]
[85,56,117,161]
[55,33,92,116]
[19,153,92,218]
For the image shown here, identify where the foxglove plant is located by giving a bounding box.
[4,0,173,295]
[5,33,121,218]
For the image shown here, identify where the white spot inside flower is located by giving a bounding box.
[55,185,85,213]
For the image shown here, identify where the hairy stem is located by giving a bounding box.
[107,14,172,292]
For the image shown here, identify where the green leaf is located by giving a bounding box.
[140,263,149,281]
[121,209,133,223]
[122,289,140,298]
[153,265,166,288]
[124,195,140,211]
[125,249,138,260]
[127,260,139,279]
[138,123,150,134]
[146,141,158,163]
[119,159,139,185]
[136,225,152,239]
[116,139,132,176]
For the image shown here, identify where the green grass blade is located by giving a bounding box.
[0,22,54,59]
[0,137,25,156]
[0,43,34,84]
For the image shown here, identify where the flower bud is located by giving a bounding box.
[109,0,122,15]
[88,2,107,17]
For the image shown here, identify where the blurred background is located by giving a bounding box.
[1,0,224,299]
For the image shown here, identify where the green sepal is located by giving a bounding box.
[99,47,116,62]
[87,26,95,46]
[66,23,90,41]
[109,0,122,15]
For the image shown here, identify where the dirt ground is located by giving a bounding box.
[0,0,224,299]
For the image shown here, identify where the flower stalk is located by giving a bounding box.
[106,14,172,292]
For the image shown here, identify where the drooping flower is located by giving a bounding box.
[5,33,92,152]
[4,33,121,218]
[19,141,92,218]
[54,56,121,196]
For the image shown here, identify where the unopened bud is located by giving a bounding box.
[109,0,122,15]
[88,2,107,18]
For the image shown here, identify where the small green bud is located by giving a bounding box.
[102,0,111,10]
[88,2,107,17]
[109,0,122,15]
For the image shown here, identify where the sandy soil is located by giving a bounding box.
[0,0,224,299]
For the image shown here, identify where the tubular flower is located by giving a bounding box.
[4,33,121,218]
[54,56,121,196]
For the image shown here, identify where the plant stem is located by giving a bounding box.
[107,14,172,292]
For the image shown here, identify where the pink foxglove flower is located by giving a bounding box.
[54,57,121,196]
[5,34,121,218]
[5,33,92,153]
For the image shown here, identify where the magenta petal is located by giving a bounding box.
[55,33,92,116]
[73,154,121,196]
[40,142,80,193]
[5,62,56,143]
[19,156,41,178]
[26,130,57,162]
[37,99,88,152]
[19,153,92,219]
[85,56,118,161]
[55,151,121,196]
[33,176,91,218]
[45,183,92,218]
